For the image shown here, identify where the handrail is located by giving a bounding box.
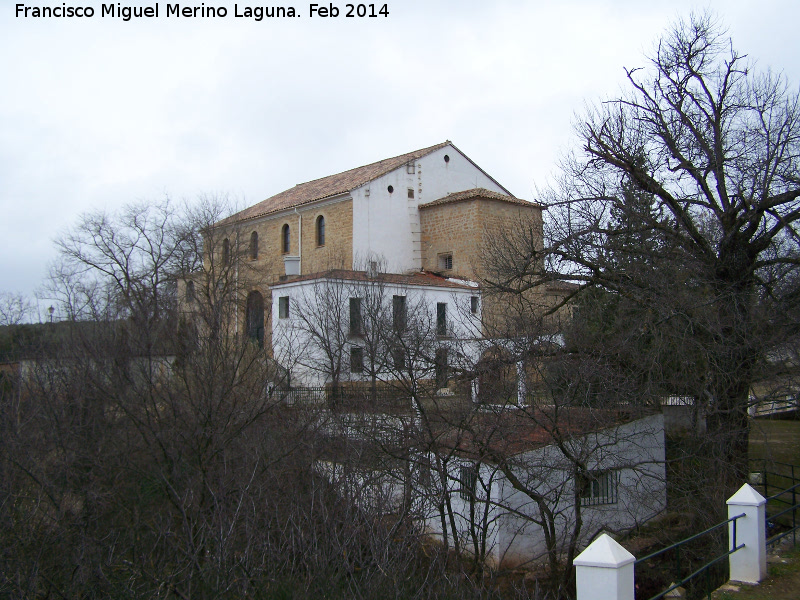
[634,514,744,565]
[766,480,800,502]
[764,476,800,548]
[644,545,743,600]
[769,500,800,523]
[634,513,746,600]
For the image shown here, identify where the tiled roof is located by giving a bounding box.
[418,188,540,209]
[271,269,478,290]
[438,407,649,458]
[222,142,452,224]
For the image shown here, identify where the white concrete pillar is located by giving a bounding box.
[573,534,635,600]
[727,483,767,584]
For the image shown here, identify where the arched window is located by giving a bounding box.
[282,224,290,254]
[316,215,325,247]
[246,290,265,347]
[185,280,195,302]
[222,238,230,266]
[250,231,259,260]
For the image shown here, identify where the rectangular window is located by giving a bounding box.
[406,162,415,174]
[350,346,364,374]
[407,188,414,199]
[278,296,290,319]
[459,464,477,501]
[436,302,447,336]
[470,296,479,315]
[435,348,448,389]
[438,253,453,271]
[392,346,406,370]
[579,470,617,506]
[393,295,406,332]
[349,297,362,335]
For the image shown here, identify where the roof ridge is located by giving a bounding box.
[291,141,450,188]
[222,141,453,224]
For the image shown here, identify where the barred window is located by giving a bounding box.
[459,464,477,501]
[579,470,617,506]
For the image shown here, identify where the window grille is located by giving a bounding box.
[579,470,617,506]
[459,465,477,500]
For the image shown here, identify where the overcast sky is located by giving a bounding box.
[2,0,799,311]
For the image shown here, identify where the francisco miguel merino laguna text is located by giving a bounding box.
[15,4,305,20]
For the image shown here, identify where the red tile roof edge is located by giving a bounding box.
[220,142,452,225]
[270,269,479,290]
[419,188,542,209]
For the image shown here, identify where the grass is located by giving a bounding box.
[749,417,800,466]
[707,418,800,600]
[712,547,800,600]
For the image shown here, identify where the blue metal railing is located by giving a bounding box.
[750,460,800,548]
[634,513,746,600]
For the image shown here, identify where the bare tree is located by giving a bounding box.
[0,292,32,326]
[483,12,800,509]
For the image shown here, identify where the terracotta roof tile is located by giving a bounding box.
[436,407,648,458]
[223,142,451,224]
[418,188,540,209]
[271,269,478,290]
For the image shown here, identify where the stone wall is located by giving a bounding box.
[191,198,353,351]
[229,197,354,284]
[420,197,554,334]
[419,197,542,279]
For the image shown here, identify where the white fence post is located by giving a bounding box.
[726,483,767,584]
[573,533,635,600]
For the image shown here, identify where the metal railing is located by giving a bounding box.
[749,460,800,548]
[765,481,800,547]
[634,513,746,600]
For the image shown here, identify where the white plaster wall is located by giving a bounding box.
[271,276,482,387]
[420,458,504,565]
[422,413,666,567]
[352,144,509,273]
[415,145,509,204]
[497,413,666,565]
